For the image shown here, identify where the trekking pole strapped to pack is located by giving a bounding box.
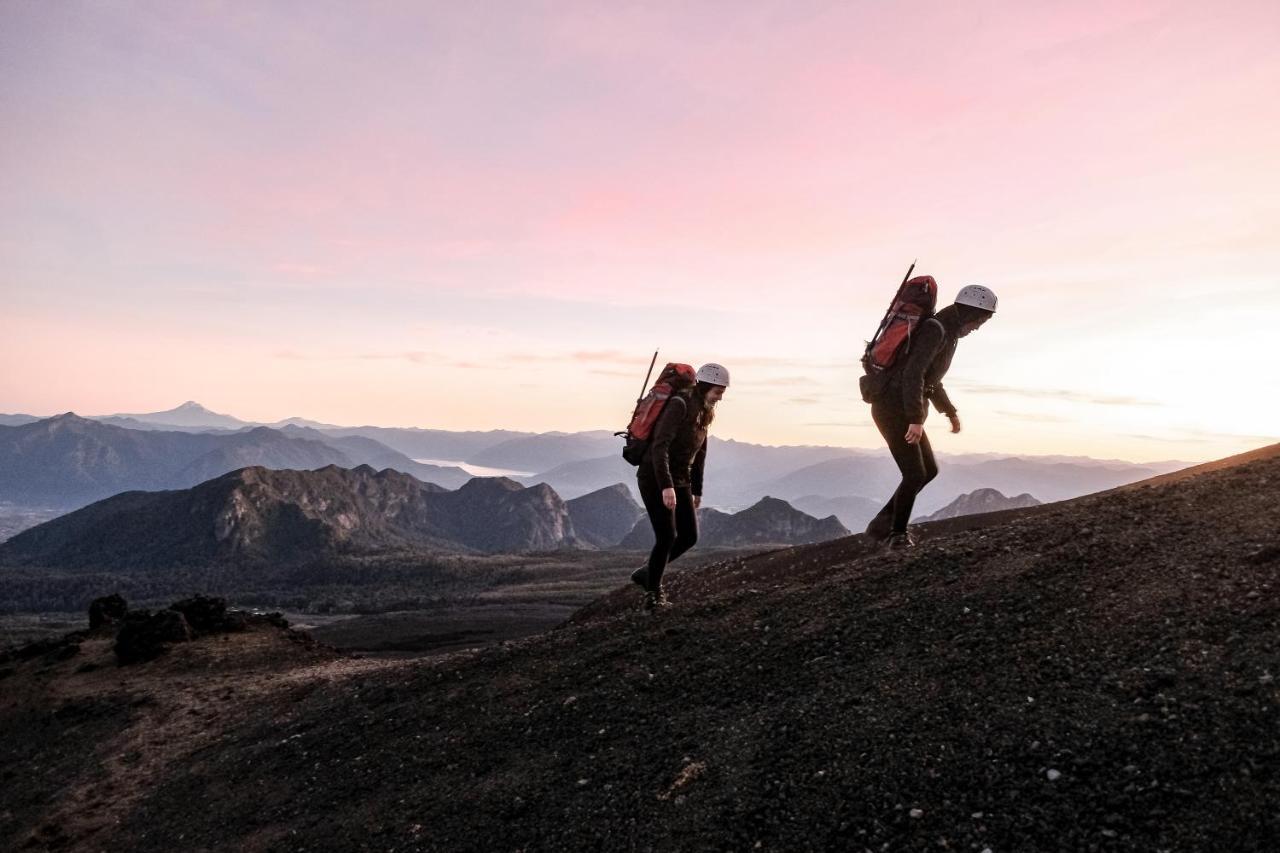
[616,353,697,465]
[859,261,938,403]
[636,350,659,407]
[867,261,915,352]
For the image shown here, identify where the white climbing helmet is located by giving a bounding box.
[696,363,730,387]
[955,285,998,313]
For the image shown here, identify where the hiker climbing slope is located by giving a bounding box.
[863,283,997,548]
[629,363,730,609]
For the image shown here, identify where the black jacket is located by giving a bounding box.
[882,306,962,423]
[642,393,708,494]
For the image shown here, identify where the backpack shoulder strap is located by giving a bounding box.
[653,391,686,421]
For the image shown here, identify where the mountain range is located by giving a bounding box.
[564,484,644,548]
[1,403,1191,528]
[0,467,576,567]
[0,465,847,569]
[0,414,472,509]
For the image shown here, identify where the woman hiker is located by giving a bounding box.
[630,363,730,609]
[865,286,998,548]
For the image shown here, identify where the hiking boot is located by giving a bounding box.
[641,588,671,611]
[630,566,649,589]
[885,531,917,550]
[864,514,893,543]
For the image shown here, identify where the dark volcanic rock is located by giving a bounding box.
[106,445,1280,852]
[113,610,193,665]
[88,593,129,630]
[168,595,233,634]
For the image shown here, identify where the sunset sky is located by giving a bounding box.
[3,1,1278,463]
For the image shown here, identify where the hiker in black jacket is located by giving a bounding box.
[630,363,730,609]
[866,286,997,548]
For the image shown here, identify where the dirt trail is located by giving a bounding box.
[2,628,410,851]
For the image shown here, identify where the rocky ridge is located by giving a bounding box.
[918,487,1042,521]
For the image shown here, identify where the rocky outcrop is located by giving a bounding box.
[918,488,1042,521]
[702,497,849,547]
[0,467,582,569]
[437,478,579,551]
[111,596,294,664]
[113,609,194,664]
[565,484,643,548]
[169,595,248,634]
[617,497,848,550]
[88,594,129,630]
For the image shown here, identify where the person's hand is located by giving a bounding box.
[905,424,924,445]
[948,414,962,434]
[693,495,702,510]
[662,488,677,510]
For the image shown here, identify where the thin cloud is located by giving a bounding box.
[952,382,1162,407]
[993,410,1072,423]
[725,356,851,370]
[1125,433,1214,444]
[804,421,871,428]
[1179,428,1279,443]
[570,350,637,364]
[357,351,436,364]
[498,352,850,372]
[271,261,339,279]
[1124,428,1278,445]
[740,375,822,388]
[275,350,441,363]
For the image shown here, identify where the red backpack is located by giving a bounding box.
[618,361,696,465]
[859,264,938,402]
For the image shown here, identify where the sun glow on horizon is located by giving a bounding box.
[3,2,1278,465]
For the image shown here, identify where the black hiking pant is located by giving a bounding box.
[637,472,699,591]
[869,402,938,534]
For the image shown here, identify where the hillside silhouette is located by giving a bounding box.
[0,465,582,567]
[1,443,1277,851]
[916,487,1041,522]
[0,414,472,509]
[618,496,851,549]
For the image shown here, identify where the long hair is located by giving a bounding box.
[692,381,719,427]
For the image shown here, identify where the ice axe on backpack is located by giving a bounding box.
[859,260,940,403]
[636,349,659,407]
[614,350,659,444]
[864,260,916,359]
[616,351,697,466]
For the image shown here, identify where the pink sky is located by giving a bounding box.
[2,1,1279,462]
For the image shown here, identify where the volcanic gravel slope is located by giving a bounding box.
[24,450,1280,851]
